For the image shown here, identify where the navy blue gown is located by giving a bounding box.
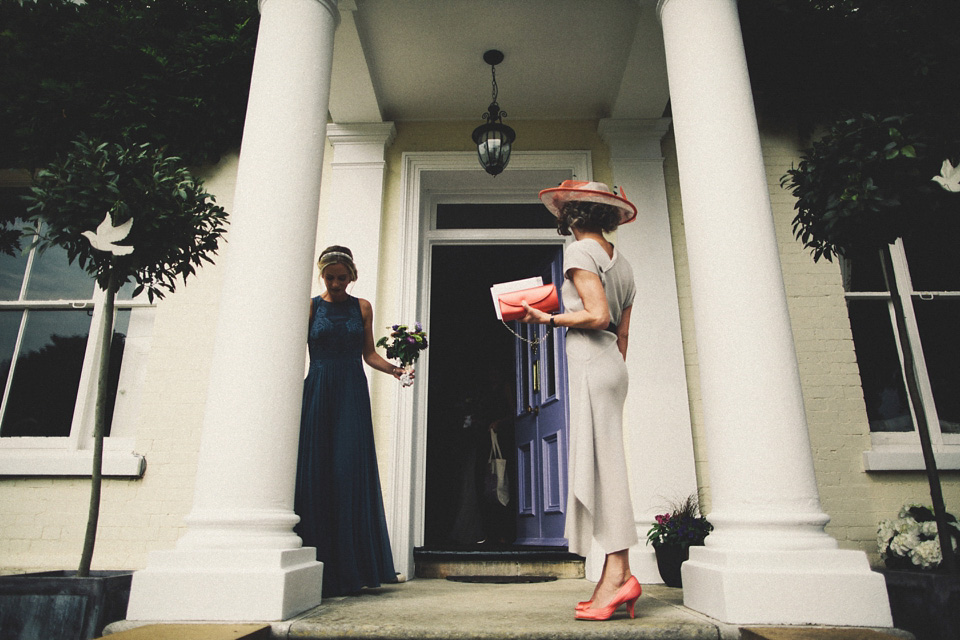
[294,295,397,597]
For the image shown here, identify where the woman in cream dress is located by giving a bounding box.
[520,181,641,621]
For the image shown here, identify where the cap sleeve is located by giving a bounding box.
[563,241,599,278]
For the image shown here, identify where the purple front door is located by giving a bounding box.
[514,249,569,546]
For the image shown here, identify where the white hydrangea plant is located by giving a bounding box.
[878,503,960,570]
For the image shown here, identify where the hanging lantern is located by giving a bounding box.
[472,50,516,177]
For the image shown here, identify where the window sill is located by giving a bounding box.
[0,448,145,477]
[863,447,960,471]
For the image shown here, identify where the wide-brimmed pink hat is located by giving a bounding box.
[538,180,637,224]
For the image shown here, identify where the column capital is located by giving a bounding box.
[326,121,397,147]
[326,122,397,165]
[598,118,671,161]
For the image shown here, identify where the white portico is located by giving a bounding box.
[125,0,893,627]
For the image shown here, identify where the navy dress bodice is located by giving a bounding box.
[308,294,365,362]
[294,295,397,597]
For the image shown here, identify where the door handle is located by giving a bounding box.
[533,360,540,393]
[525,405,540,416]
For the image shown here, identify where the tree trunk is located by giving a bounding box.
[878,244,956,574]
[77,270,118,578]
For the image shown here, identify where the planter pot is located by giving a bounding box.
[654,544,690,588]
[0,570,132,640]
[877,568,960,640]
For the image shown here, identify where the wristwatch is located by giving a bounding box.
[550,314,556,329]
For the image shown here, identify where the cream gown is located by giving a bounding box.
[561,238,638,556]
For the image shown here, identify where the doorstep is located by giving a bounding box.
[104,578,916,640]
[414,546,584,579]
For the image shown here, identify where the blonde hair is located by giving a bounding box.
[317,245,358,282]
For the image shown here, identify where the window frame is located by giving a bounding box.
[0,188,149,477]
[848,239,960,471]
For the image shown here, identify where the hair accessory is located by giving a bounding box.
[321,251,353,262]
[538,180,637,224]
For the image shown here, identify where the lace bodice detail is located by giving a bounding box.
[308,295,364,361]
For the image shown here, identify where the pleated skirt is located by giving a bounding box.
[294,356,396,597]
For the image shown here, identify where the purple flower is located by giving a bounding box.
[407,336,416,344]
[416,322,422,332]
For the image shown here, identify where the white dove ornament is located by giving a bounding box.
[932,159,960,193]
[82,212,134,256]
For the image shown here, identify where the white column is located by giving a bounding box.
[582,119,698,584]
[657,0,892,627]
[127,0,338,622]
[319,123,395,313]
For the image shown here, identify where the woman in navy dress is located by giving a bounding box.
[294,245,407,597]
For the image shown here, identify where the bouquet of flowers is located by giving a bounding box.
[878,503,960,571]
[646,494,713,549]
[376,322,428,387]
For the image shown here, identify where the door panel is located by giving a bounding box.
[514,247,569,546]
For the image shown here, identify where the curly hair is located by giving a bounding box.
[317,245,358,281]
[555,201,622,236]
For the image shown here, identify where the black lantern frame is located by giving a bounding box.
[472,50,516,177]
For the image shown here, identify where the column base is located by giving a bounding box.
[126,547,323,622]
[682,546,893,627]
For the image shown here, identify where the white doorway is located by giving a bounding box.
[385,151,592,577]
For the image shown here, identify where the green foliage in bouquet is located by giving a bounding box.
[376,323,428,367]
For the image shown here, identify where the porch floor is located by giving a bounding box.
[105,577,912,640]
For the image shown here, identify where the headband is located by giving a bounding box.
[320,251,353,263]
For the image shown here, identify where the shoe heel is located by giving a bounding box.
[627,596,638,619]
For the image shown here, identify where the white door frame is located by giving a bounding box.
[387,150,591,577]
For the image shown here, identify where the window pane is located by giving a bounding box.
[913,299,960,434]
[902,208,960,291]
[24,243,95,301]
[0,311,23,399]
[436,204,557,230]
[0,310,91,437]
[847,299,913,432]
[840,247,886,292]
[116,279,139,301]
[0,189,29,300]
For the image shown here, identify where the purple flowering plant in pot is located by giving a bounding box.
[646,494,713,588]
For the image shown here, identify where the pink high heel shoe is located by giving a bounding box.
[574,576,642,621]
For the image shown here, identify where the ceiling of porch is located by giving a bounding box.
[329,0,670,124]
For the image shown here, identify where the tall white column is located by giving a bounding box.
[584,119,697,584]
[127,0,339,622]
[319,123,395,313]
[657,0,892,626]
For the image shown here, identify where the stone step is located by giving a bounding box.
[414,548,585,579]
[741,627,909,640]
[99,623,271,640]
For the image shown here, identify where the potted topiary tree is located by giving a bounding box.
[783,113,960,640]
[0,135,228,640]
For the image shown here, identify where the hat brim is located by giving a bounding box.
[538,187,637,225]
